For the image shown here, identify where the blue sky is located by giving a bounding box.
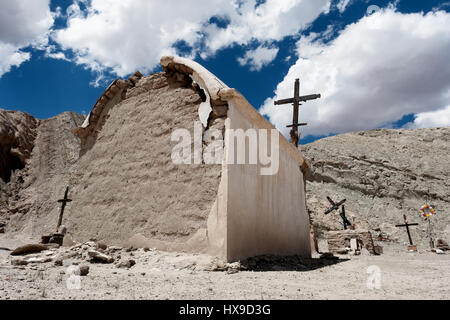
[0,0,449,144]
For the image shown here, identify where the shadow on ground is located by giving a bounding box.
[239,254,350,272]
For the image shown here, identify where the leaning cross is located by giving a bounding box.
[324,196,346,215]
[395,214,418,246]
[274,78,321,147]
[56,186,72,231]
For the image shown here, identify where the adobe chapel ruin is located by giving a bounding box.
[1,56,312,262]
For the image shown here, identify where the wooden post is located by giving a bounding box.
[428,219,434,249]
[340,205,352,230]
[56,186,72,232]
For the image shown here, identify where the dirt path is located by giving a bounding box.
[0,235,448,300]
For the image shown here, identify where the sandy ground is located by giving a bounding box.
[0,234,449,300]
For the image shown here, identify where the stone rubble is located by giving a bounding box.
[10,244,50,256]
[87,250,114,264]
[327,230,377,255]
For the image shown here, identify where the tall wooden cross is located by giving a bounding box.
[274,78,321,147]
[395,214,418,246]
[56,186,72,231]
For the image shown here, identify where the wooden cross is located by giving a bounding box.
[324,196,346,215]
[56,186,72,231]
[274,78,320,147]
[395,214,418,246]
[339,205,353,230]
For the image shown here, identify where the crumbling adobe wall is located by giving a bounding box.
[68,71,224,252]
[327,230,376,254]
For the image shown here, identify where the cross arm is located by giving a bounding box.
[286,123,307,128]
[395,223,419,227]
[58,199,72,203]
[298,94,321,102]
[326,196,335,205]
[274,94,321,106]
[274,98,295,105]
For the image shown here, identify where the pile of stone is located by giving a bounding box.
[7,240,138,270]
[327,230,382,255]
[432,238,449,254]
[41,225,68,246]
[10,243,60,266]
[436,239,449,251]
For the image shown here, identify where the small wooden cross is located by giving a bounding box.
[274,78,320,147]
[56,186,72,231]
[324,196,346,215]
[395,214,418,246]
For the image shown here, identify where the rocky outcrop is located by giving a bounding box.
[0,109,38,183]
[304,128,450,201]
[0,111,85,234]
[302,127,450,245]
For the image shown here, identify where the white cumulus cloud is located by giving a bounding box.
[406,105,450,129]
[0,0,54,77]
[53,0,331,77]
[237,45,279,71]
[260,9,450,139]
[203,0,331,53]
[0,43,31,76]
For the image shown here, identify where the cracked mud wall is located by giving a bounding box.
[68,72,223,252]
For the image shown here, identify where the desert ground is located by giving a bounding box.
[1,234,448,300]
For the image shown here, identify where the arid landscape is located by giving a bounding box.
[1,0,450,303]
[1,236,449,300]
[1,98,449,299]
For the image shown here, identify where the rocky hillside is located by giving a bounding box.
[0,110,38,183]
[302,127,450,246]
[0,109,85,234]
